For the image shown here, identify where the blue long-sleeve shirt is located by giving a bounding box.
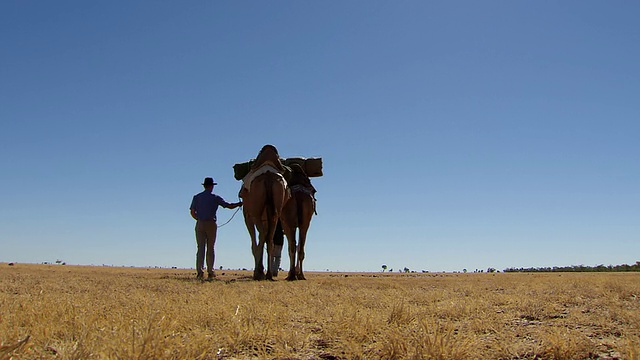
[190,191,232,221]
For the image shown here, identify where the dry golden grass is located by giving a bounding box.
[1,264,639,359]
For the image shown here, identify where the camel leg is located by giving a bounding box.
[265,238,273,281]
[244,212,264,280]
[254,220,270,281]
[264,217,279,281]
[296,200,314,280]
[280,190,297,281]
[296,226,308,280]
[252,239,265,280]
[285,228,298,281]
[280,210,298,281]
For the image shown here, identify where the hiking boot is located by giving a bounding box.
[271,256,281,277]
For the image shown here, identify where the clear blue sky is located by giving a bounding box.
[2,1,638,272]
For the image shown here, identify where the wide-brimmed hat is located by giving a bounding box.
[202,177,218,186]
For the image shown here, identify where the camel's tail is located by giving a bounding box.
[296,193,304,228]
[264,172,276,241]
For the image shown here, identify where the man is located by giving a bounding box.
[190,177,242,280]
[271,220,285,277]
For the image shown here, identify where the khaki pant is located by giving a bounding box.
[195,220,217,276]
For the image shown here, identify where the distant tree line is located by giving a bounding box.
[503,261,640,273]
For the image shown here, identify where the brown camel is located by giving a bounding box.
[240,145,288,280]
[280,164,316,281]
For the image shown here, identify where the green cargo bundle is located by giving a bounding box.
[284,157,323,177]
[232,161,254,181]
[233,157,323,181]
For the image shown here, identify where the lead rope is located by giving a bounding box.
[217,197,243,228]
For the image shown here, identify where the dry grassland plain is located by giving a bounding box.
[1,264,639,360]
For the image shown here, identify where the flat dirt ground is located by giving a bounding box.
[1,263,639,359]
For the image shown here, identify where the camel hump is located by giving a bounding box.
[252,144,286,172]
